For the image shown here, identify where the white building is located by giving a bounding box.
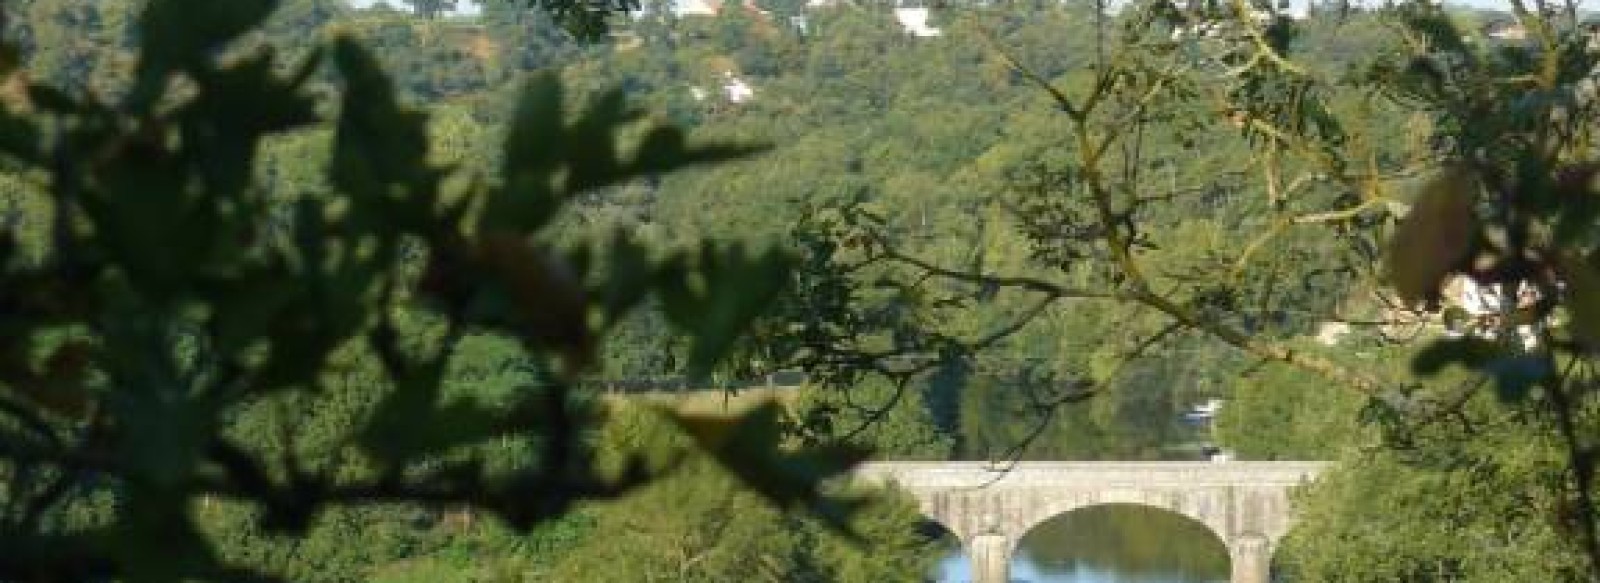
[1442,276,1540,350]
[723,72,754,103]
[675,0,722,17]
[894,7,942,37]
[1316,321,1351,346]
[1184,399,1224,422]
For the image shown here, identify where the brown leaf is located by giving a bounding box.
[473,234,593,372]
[1386,166,1479,305]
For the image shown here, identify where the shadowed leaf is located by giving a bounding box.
[1561,253,1600,350]
[661,402,871,539]
[1386,167,1479,305]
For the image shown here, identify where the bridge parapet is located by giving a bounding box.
[854,461,1325,487]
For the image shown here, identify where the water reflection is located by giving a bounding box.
[929,505,1228,583]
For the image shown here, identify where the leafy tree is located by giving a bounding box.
[703,1,1600,577]
[793,377,954,460]
[1278,396,1589,581]
[1213,345,1374,460]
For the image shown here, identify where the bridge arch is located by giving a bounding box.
[1012,502,1233,580]
[1012,493,1232,554]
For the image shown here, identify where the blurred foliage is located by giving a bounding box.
[0,0,879,580]
[10,0,1600,580]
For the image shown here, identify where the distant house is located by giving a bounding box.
[688,72,756,107]
[1168,4,1309,42]
[1440,276,1540,350]
[1484,17,1528,41]
[675,0,721,17]
[1315,321,1351,346]
[894,7,942,37]
[722,71,755,103]
[673,0,770,18]
[1204,446,1235,463]
[1489,24,1528,41]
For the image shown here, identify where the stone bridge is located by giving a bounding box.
[852,461,1327,583]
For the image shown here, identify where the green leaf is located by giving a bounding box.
[25,84,84,115]
[593,232,656,327]
[185,52,321,199]
[659,245,793,379]
[204,270,297,357]
[132,0,279,111]
[487,77,764,235]
[562,88,633,193]
[0,106,42,164]
[75,131,205,297]
[632,125,768,175]
[1553,164,1600,245]
[2,340,94,420]
[330,37,441,232]
[489,74,567,233]
[1560,253,1600,350]
[505,73,565,175]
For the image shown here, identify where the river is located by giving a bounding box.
[929,504,1228,583]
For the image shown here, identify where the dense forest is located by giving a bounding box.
[5,0,1600,581]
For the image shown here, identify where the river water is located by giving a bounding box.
[929,504,1228,583]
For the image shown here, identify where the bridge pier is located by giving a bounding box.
[969,533,1010,583]
[1229,533,1271,583]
